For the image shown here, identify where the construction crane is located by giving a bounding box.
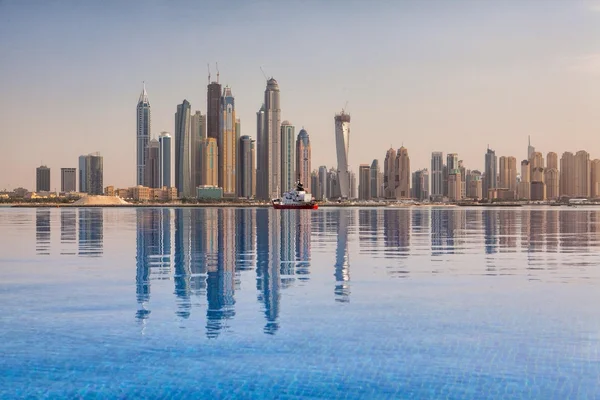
[216,62,220,83]
[207,63,211,84]
[260,66,268,81]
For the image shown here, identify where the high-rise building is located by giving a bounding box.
[466,170,483,199]
[529,151,545,200]
[484,148,497,199]
[175,100,193,198]
[239,135,256,198]
[395,147,410,199]
[334,110,351,199]
[350,170,357,199]
[560,152,575,197]
[257,79,281,200]
[412,169,429,201]
[190,111,207,189]
[499,156,517,192]
[547,152,558,170]
[431,152,444,199]
[370,159,381,199]
[527,136,535,161]
[545,168,559,200]
[220,86,236,196]
[458,160,466,199]
[235,118,241,196]
[383,148,396,199]
[446,153,459,171]
[518,160,530,200]
[311,171,320,200]
[280,121,296,193]
[591,159,600,199]
[207,80,222,143]
[575,150,591,198]
[198,138,218,187]
[318,166,328,201]
[358,164,371,200]
[136,83,151,186]
[144,139,160,188]
[79,153,103,195]
[255,104,266,199]
[61,168,76,192]
[447,170,461,201]
[158,132,172,188]
[36,165,50,192]
[296,128,311,192]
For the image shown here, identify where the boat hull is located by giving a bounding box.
[272,202,318,210]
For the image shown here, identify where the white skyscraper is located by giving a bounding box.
[280,121,296,192]
[334,110,350,199]
[258,78,281,200]
[136,83,151,186]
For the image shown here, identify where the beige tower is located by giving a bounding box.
[560,152,575,197]
[199,138,218,186]
[544,168,559,200]
[383,148,396,199]
[529,152,545,200]
[499,156,517,194]
[591,159,600,199]
[395,147,411,199]
[448,171,462,201]
[575,150,591,198]
[518,160,530,200]
[220,86,236,197]
[547,152,558,170]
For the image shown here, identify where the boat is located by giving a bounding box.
[272,182,318,210]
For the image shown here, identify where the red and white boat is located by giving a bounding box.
[272,182,319,210]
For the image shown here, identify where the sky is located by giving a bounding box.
[2,0,600,190]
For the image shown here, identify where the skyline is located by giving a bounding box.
[3,1,600,189]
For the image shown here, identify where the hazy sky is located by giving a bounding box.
[2,0,600,190]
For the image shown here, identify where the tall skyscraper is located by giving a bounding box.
[529,151,545,200]
[484,148,497,199]
[384,148,396,199]
[575,150,591,198]
[61,168,76,192]
[527,136,535,161]
[220,86,236,196]
[499,156,517,192]
[235,118,241,196]
[190,111,207,189]
[446,153,459,171]
[175,100,192,198]
[199,138,218,187]
[239,135,256,198]
[547,152,558,170]
[358,164,371,200]
[591,159,600,198]
[36,165,50,192]
[560,152,575,197]
[467,170,483,199]
[136,83,151,186]
[395,147,410,199]
[318,165,328,201]
[145,139,160,188]
[518,160,530,199]
[207,80,222,142]
[334,110,351,199]
[431,152,444,199]
[79,153,103,195]
[545,167,559,200]
[412,169,429,201]
[370,159,381,199]
[296,128,311,192]
[158,132,172,188]
[258,79,281,200]
[255,104,266,198]
[280,121,296,192]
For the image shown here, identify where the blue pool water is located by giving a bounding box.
[1,207,600,399]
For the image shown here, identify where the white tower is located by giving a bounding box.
[335,110,351,199]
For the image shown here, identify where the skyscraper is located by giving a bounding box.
[575,150,591,198]
[255,104,266,198]
[518,160,530,199]
[207,80,222,142]
[384,148,396,199]
[198,138,218,187]
[239,135,256,198]
[145,139,160,188]
[318,165,328,201]
[395,147,410,199]
[370,159,381,199]
[529,151,545,200]
[220,86,236,196]
[61,167,76,192]
[412,169,429,201]
[158,132,172,188]
[36,165,50,192]
[296,128,311,192]
[190,111,207,189]
[358,164,371,200]
[527,136,535,161]
[484,148,497,199]
[591,159,600,198]
[499,156,517,192]
[547,152,558,170]
[431,152,444,199]
[560,152,575,197]
[175,100,192,198]
[259,78,281,200]
[79,153,103,195]
[334,110,351,199]
[280,121,296,192]
[136,83,151,186]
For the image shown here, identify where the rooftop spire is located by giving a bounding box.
[138,81,149,104]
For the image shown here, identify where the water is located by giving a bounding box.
[1,207,600,399]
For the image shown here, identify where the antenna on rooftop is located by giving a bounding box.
[260,66,268,80]
[343,100,349,113]
[216,62,220,83]
[207,63,211,84]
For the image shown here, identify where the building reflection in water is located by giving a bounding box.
[35,209,51,255]
[295,210,312,280]
[383,209,411,260]
[78,208,103,257]
[256,209,281,334]
[334,209,351,303]
[280,210,296,289]
[431,208,456,256]
[483,210,498,256]
[60,209,77,255]
[236,208,256,272]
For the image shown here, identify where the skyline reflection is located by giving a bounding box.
[28,206,600,335]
